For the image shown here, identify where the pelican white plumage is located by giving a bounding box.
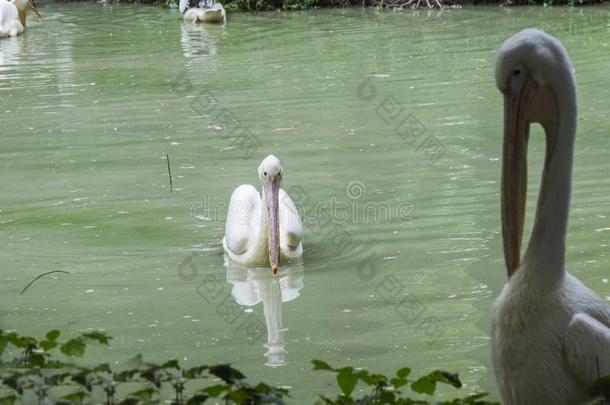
[492,29,610,405]
[223,155,303,275]
[179,0,225,24]
[0,0,40,38]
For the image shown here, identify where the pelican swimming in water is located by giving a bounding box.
[0,0,40,38]
[492,29,610,405]
[179,0,225,24]
[223,155,303,275]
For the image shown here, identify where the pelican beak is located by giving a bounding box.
[29,0,42,20]
[501,80,534,277]
[265,175,280,276]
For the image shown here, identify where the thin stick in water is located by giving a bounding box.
[166,154,173,192]
[20,271,70,296]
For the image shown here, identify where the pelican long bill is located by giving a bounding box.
[265,175,280,275]
[501,87,530,276]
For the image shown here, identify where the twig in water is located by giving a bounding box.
[20,271,70,296]
[166,154,173,192]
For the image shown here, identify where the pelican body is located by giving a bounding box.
[492,29,610,405]
[222,155,303,275]
[0,0,40,38]
[179,0,226,24]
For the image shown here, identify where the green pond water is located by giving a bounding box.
[1,3,610,402]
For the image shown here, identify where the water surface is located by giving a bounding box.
[1,3,610,402]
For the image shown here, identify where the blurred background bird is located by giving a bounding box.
[0,0,41,38]
[179,0,225,24]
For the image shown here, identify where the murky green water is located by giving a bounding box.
[1,3,610,402]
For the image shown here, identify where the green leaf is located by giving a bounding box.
[40,340,57,352]
[390,377,408,388]
[7,333,36,349]
[60,339,86,357]
[185,365,209,378]
[81,331,111,345]
[127,387,157,402]
[45,359,68,368]
[411,376,436,395]
[186,394,209,405]
[208,364,245,383]
[0,337,8,356]
[118,398,140,405]
[116,369,139,383]
[48,372,72,386]
[312,359,334,371]
[29,353,46,367]
[378,390,397,402]
[358,371,386,386]
[62,391,89,403]
[46,330,60,342]
[337,367,359,396]
[396,367,411,379]
[93,363,111,373]
[140,367,162,387]
[427,370,462,389]
[72,369,94,391]
[0,395,19,405]
[203,384,227,397]
[3,374,25,395]
[162,359,180,369]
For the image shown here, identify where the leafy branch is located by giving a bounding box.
[311,359,497,405]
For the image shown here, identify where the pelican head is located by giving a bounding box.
[258,155,283,275]
[12,0,42,26]
[495,29,576,276]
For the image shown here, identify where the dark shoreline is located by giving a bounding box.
[56,0,608,13]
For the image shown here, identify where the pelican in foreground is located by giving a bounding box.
[492,29,610,405]
[0,0,40,38]
[179,0,225,24]
[223,155,303,275]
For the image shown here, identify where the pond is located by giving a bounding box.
[1,3,610,402]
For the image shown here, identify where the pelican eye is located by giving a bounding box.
[513,69,521,76]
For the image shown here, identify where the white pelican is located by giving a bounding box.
[492,29,610,405]
[0,0,40,38]
[222,155,303,275]
[179,0,226,24]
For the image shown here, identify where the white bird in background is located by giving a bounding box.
[179,0,226,24]
[223,155,303,275]
[492,29,610,405]
[0,0,40,38]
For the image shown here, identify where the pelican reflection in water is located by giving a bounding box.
[225,262,304,366]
